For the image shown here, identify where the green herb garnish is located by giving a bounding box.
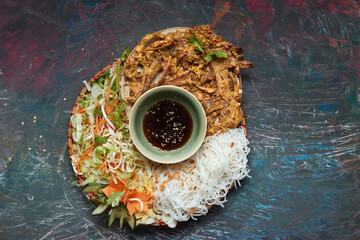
[109,103,127,129]
[189,36,228,62]
[76,95,92,108]
[93,108,102,117]
[121,47,130,62]
[92,70,110,86]
[106,191,125,207]
[112,47,130,93]
[189,36,204,54]
[204,51,228,62]
[94,136,108,146]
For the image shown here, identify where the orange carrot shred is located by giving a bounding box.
[77,107,87,113]
[99,117,107,126]
[95,116,99,135]
[188,208,196,213]
[133,173,138,183]
[105,78,111,100]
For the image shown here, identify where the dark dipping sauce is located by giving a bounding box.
[143,100,193,151]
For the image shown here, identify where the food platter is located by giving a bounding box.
[68,25,253,229]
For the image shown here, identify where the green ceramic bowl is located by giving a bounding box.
[129,86,207,164]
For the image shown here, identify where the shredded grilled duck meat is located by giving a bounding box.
[123,25,254,135]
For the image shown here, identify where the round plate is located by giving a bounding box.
[68,27,247,227]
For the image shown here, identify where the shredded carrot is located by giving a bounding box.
[105,104,113,114]
[183,165,196,174]
[133,172,138,183]
[95,116,99,135]
[99,117,107,126]
[105,78,111,100]
[122,178,128,185]
[99,160,110,178]
[99,165,103,177]
[188,208,196,213]
[75,144,94,167]
[160,182,166,191]
[68,142,79,162]
[77,107,87,113]
[188,165,196,173]
[160,177,172,191]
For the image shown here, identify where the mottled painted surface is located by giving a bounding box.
[1,0,360,239]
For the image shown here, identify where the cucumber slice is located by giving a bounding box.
[124,207,130,218]
[115,206,122,218]
[90,194,106,203]
[118,206,126,229]
[92,203,108,216]
[126,214,136,230]
[82,183,107,193]
[107,208,117,227]
[97,186,105,194]
[119,211,125,229]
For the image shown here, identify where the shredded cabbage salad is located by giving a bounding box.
[70,49,250,229]
[70,62,154,192]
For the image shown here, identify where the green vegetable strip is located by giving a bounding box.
[204,51,228,62]
[189,36,204,54]
[95,135,108,146]
[106,191,125,207]
[189,36,228,62]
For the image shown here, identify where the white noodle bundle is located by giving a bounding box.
[153,127,250,227]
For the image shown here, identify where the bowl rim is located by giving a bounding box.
[129,85,207,164]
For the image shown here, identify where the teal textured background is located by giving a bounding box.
[0,0,359,239]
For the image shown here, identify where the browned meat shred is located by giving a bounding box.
[123,25,254,136]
